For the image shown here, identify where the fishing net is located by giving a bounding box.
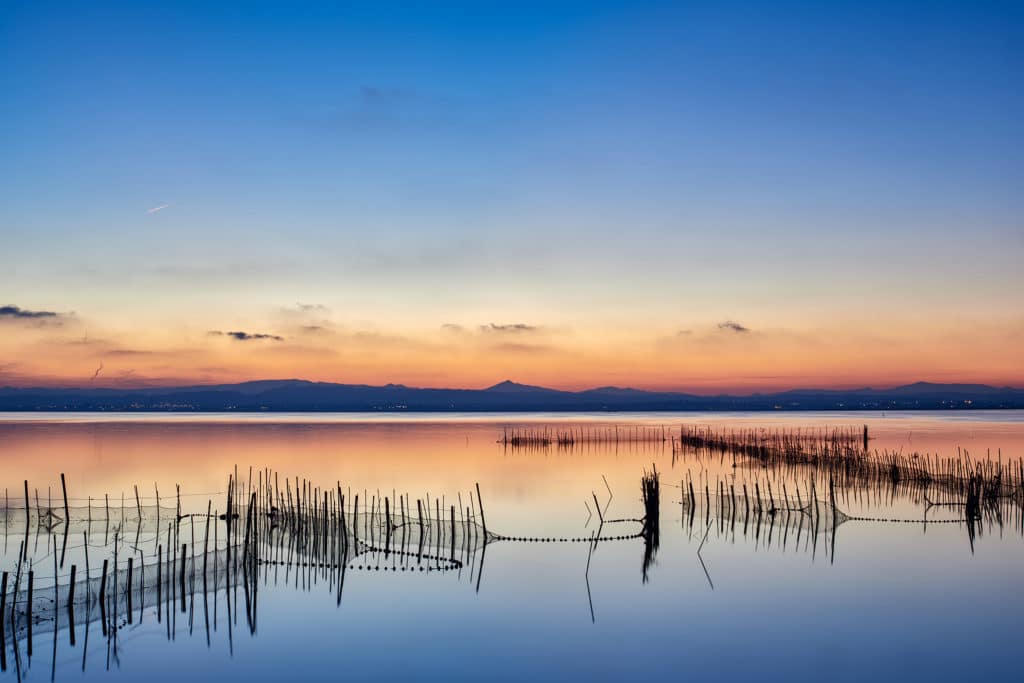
[341,509,495,551]
[1,504,180,535]
[2,544,240,641]
[1,506,493,645]
[680,490,849,534]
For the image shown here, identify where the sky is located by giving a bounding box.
[1,0,1022,392]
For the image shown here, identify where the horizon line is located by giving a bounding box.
[3,377,1023,397]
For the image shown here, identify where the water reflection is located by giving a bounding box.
[0,415,1021,681]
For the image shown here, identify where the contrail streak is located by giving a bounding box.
[147,203,171,214]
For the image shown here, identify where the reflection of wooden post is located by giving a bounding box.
[156,545,162,622]
[11,542,24,631]
[27,570,34,656]
[829,475,838,564]
[203,501,211,589]
[180,544,187,613]
[0,571,7,630]
[68,564,77,646]
[99,559,108,636]
[67,565,76,607]
[127,558,134,623]
[243,495,252,560]
[383,496,391,553]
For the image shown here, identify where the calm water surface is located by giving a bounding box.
[0,411,1021,681]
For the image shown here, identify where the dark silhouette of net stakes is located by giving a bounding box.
[0,465,663,672]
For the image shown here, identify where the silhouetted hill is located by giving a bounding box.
[484,380,564,394]
[0,380,1021,411]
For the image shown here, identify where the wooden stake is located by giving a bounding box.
[22,481,29,561]
[60,473,71,528]
[475,483,488,538]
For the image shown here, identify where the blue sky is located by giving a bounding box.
[1,1,1022,389]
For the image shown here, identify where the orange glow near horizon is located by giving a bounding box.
[3,313,1022,392]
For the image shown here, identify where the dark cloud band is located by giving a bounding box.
[209,330,284,341]
[0,305,58,319]
[718,320,750,333]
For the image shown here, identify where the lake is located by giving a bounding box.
[1,411,1021,682]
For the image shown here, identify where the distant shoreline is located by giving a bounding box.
[2,379,1024,411]
[0,378,1019,411]
[2,407,1024,413]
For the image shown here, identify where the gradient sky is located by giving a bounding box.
[1,0,1022,392]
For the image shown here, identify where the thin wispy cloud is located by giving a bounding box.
[481,323,538,333]
[490,342,557,355]
[147,203,171,214]
[278,303,333,336]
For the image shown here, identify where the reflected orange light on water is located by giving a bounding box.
[1,414,1021,531]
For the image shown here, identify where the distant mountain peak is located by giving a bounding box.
[585,386,647,395]
[485,380,551,393]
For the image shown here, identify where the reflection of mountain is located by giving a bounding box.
[1,380,1022,411]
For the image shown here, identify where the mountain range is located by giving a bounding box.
[1,380,1022,411]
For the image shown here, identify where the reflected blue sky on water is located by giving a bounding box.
[1,413,1021,681]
